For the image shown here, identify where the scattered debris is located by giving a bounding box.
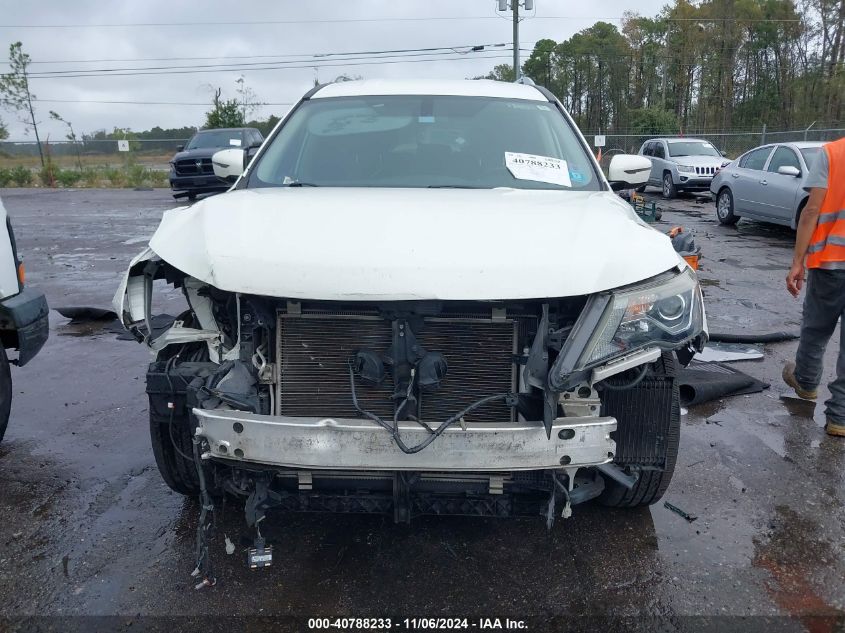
[708,331,799,344]
[224,535,235,555]
[678,360,769,406]
[628,193,663,223]
[55,307,117,322]
[664,501,698,522]
[696,342,764,363]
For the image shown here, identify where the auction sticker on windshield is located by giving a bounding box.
[505,152,572,187]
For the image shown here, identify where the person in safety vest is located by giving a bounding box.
[784,136,845,437]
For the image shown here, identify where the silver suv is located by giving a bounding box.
[638,137,728,198]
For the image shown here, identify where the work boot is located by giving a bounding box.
[782,362,818,400]
[825,418,845,437]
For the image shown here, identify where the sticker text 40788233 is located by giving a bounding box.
[504,152,572,188]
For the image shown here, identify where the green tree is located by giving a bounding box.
[523,39,557,88]
[475,64,515,82]
[205,87,245,128]
[0,42,43,167]
[628,108,679,135]
[0,117,7,140]
[246,114,280,137]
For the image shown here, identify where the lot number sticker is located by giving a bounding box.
[505,152,572,187]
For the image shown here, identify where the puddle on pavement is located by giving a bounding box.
[752,506,842,623]
[699,277,722,288]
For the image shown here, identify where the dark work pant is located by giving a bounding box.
[795,268,845,423]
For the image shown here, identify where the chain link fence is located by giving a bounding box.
[0,138,190,172]
[587,127,845,159]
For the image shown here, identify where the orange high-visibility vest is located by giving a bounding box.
[807,137,845,269]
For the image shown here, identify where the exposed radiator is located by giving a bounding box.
[276,312,518,424]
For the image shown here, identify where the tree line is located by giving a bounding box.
[485,0,844,135]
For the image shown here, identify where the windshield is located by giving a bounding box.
[186,130,244,150]
[800,147,822,167]
[667,141,720,158]
[249,95,600,190]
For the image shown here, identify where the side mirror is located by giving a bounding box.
[720,150,727,156]
[607,154,652,191]
[777,165,801,177]
[176,145,184,152]
[212,148,246,183]
[246,141,263,160]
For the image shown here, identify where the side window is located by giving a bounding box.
[739,146,773,170]
[767,146,800,173]
[652,143,665,159]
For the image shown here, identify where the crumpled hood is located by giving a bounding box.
[148,187,681,301]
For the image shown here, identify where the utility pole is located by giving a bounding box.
[498,0,532,81]
[512,1,520,80]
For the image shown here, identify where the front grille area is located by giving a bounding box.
[175,158,214,176]
[276,312,518,424]
[694,166,716,175]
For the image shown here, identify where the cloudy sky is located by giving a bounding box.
[1,0,666,140]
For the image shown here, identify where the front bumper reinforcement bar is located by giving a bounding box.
[193,409,616,472]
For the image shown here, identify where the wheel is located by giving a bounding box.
[150,404,200,495]
[599,352,680,508]
[662,172,677,199]
[0,347,12,443]
[716,187,740,225]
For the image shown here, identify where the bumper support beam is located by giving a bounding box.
[194,408,616,472]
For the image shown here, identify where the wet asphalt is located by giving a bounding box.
[0,187,843,629]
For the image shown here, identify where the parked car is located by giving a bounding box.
[710,141,826,228]
[0,197,49,443]
[116,80,706,534]
[169,127,264,200]
[638,137,729,198]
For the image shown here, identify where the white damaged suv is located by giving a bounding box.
[115,80,705,526]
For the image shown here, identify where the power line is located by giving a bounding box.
[19,43,515,65]
[26,48,520,77]
[25,52,520,80]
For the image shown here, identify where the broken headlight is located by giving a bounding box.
[581,267,703,367]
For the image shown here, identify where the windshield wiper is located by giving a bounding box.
[285,182,320,187]
[427,184,485,189]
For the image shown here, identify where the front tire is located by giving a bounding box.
[0,347,12,443]
[150,407,200,496]
[599,353,680,508]
[716,187,740,225]
[662,172,677,199]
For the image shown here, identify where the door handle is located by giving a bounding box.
[760,180,768,185]
[731,173,740,178]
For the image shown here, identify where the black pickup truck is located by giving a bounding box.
[169,127,264,200]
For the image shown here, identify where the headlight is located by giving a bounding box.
[676,164,696,173]
[582,268,703,367]
[549,269,704,391]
